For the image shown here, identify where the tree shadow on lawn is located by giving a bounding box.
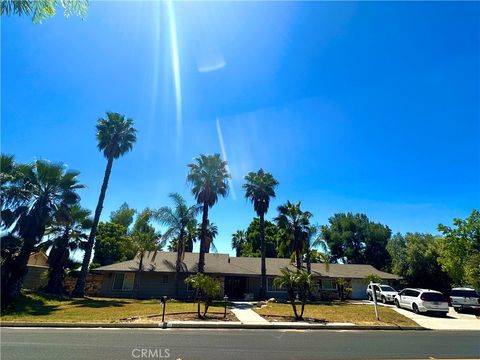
[69,298,130,308]
[2,293,60,317]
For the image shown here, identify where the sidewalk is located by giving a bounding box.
[229,302,269,324]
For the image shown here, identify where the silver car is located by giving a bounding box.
[394,288,449,316]
[449,287,480,312]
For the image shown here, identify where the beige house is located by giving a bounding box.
[24,252,49,289]
[93,252,400,300]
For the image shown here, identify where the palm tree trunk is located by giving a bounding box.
[3,242,34,305]
[306,248,311,274]
[134,253,144,299]
[175,230,185,299]
[260,212,267,300]
[198,203,209,273]
[73,156,114,297]
[295,247,302,270]
[45,229,70,295]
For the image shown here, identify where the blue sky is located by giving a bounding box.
[2,1,479,256]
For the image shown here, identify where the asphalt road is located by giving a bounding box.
[1,328,479,360]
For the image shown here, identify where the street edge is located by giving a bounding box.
[0,322,427,331]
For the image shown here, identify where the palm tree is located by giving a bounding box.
[202,221,218,253]
[243,169,278,299]
[304,225,330,274]
[187,154,230,273]
[130,230,163,298]
[231,230,246,257]
[184,221,198,252]
[1,159,84,303]
[42,204,92,294]
[154,193,199,298]
[275,201,312,269]
[273,268,313,320]
[73,112,136,297]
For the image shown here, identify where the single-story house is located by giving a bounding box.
[24,251,49,290]
[93,251,400,300]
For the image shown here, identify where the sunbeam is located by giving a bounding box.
[216,118,236,200]
[166,0,183,146]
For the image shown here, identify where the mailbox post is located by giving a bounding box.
[160,296,168,322]
[223,295,229,318]
[370,282,379,320]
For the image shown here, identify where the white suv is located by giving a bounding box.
[366,283,398,304]
[394,288,449,316]
[449,287,480,312]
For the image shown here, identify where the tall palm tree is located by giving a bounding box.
[184,220,198,252]
[275,201,312,269]
[42,204,92,294]
[1,159,84,303]
[243,169,278,299]
[187,154,230,273]
[154,193,199,298]
[73,112,137,297]
[231,230,246,257]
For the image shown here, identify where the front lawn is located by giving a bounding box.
[254,303,418,327]
[1,290,231,323]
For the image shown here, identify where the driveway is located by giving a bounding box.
[355,300,479,330]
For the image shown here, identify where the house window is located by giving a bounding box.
[267,277,286,292]
[112,273,135,291]
[320,279,337,290]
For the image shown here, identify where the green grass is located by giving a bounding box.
[1,290,227,323]
[255,303,418,327]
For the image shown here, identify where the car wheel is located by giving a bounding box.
[412,303,419,314]
[381,296,387,304]
[368,294,372,301]
[394,299,400,308]
[454,307,461,313]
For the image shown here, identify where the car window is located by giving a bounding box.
[421,292,445,301]
[451,290,479,298]
[380,286,395,292]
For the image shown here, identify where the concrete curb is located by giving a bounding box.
[0,321,426,331]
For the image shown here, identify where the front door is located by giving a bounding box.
[224,276,247,299]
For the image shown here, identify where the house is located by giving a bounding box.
[23,251,49,289]
[93,251,400,300]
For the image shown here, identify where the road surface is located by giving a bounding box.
[1,328,479,360]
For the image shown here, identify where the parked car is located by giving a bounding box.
[449,287,480,312]
[366,283,398,303]
[394,288,449,316]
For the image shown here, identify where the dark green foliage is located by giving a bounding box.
[321,213,391,270]
[273,268,313,320]
[110,203,136,229]
[91,222,135,268]
[242,218,282,258]
[1,0,88,23]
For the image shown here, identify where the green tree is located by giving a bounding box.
[1,0,88,23]
[404,233,451,292]
[187,154,230,273]
[185,273,221,318]
[243,169,279,300]
[231,230,246,257]
[386,233,409,276]
[437,210,480,287]
[91,222,135,268]
[110,202,136,229]
[321,213,391,269]
[74,112,137,297]
[243,218,283,258]
[275,201,312,269]
[273,268,313,320]
[1,158,84,304]
[363,273,382,285]
[154,193,199,298]
[42,204,92,294]
[203,221,218,253]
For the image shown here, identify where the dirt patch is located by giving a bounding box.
[122,311,237,323]
[260,314,327,324]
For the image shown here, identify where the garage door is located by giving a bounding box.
[351,279,367,299]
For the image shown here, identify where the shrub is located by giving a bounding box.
[185,273,221,318]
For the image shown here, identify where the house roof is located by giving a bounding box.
[93,251,401,280]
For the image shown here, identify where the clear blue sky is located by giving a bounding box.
[2,1,479,256]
